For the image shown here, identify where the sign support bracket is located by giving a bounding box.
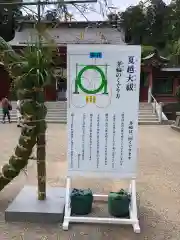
[62,177,140,233]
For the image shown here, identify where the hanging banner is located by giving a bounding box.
[67,44,141,179]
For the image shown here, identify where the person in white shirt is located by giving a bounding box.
[16,100,22,127]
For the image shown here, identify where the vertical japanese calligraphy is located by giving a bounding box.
[82,113,86,161]
[126,56,136,92]
[120,112,124,166]
[112,114,116,169]
[78,153,80,168]
[89,113,93,161]
[96,114,100,168]
[104,113,108,166]
[116,61,124,99]
[128,121,134,160]
[70,113,74,168]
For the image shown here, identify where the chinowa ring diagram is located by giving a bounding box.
[69,53,112,109]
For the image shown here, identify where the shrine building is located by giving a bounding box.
[0,20,180,104]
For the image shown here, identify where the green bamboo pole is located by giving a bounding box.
[36,91,47,200]
[36,0,46,200]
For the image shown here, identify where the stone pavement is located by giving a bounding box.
[0,123,179,239]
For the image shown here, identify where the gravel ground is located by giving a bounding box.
[0,123,179,240]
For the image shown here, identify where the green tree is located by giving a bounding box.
[119,5,147,44]
[169,0,180,41]
[107,6,147,44]
[164,40,180,65]
[113,0,173,48]
[0,0,22,41]
[145,0,170,48]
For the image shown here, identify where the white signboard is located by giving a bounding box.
[67,44,141,178]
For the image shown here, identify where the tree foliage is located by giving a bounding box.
[107,0,180,52]
[0,0,22,41]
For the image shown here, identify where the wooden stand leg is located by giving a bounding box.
[129,180,140,233]
[63,177,71,230]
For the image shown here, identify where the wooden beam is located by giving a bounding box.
[0,1,97,6]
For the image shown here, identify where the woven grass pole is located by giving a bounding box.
[0,39,37,191]
[0,34,54,196]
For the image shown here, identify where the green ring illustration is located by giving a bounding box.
[76,65,106,94]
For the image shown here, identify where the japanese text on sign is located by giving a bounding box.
[105,113,108,166]
[128,121,134,160]
[120,112,125,166]
[126,56,136,92]
[112,114,116,169]
[116,61,124,99]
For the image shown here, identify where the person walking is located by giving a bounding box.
[1,96,11,123]
[16,99,22,127]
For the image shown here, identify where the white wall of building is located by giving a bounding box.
[9,27,126,46]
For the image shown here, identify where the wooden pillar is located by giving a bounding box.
[44,83,56,101]
[148,67,153,103]
[0,65,10,100]
[149,68,153,87]
[173,78,179,95]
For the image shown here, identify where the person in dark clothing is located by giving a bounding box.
[1,96,11,123]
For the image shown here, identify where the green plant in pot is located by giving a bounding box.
[70,188,93,215]
[108,189,131,218]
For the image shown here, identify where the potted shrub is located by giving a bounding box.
[108,189,131,218]
[70,188,93,215]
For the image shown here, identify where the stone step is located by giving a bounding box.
[139,102,152,105]
[139,120,160,125]
[139,107,153,111]
[139,114,156,118]
[139,111,154,114]
[139,118,158,121]
[139,117,157,120]
[139,105,153,108]
[139,105,152,108]
[139,111,155,114]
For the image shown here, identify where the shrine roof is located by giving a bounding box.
[10,20,125,46]
[142,49,169,63]
[142,53,169,62]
